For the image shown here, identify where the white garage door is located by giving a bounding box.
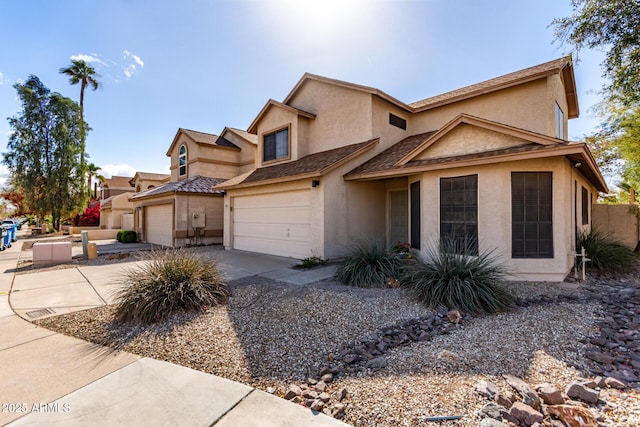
[145,204,173,247]
[233,190,311,259]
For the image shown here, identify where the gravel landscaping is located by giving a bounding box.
[34,250,640,426]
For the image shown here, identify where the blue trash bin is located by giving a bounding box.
[2,226,11,248]
[9,224,17,242]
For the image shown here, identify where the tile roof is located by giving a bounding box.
[180,128,219,145]
[219,139,378,188]
[129,175,226,200]
[225,128,258,145]
[103,175,134,188]
[346,132,436,176]
[409,57,571,111]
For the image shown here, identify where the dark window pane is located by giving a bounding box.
[511,172,553,258]
[440,175,478,255]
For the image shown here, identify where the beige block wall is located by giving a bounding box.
[414,157,589,281]
[592,204,640,249]
[288,79,373,154]
[409,79,550,138]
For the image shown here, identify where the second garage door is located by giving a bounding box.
[145,204,173,247]
[232,190,311,259]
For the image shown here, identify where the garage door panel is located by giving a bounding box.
[146,204,173,247]
[232,190,311,259]
[234,206,310,224]
[234,192,308,208]
[234,223,310,242]
[233,237,310,259]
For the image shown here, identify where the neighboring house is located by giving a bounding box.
[130,127,256,247]
[100,192,135,229]
[100,175,134,199]
[216,57,607,281]
[129,172,170,193]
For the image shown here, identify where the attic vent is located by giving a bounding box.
[389,113,407,130]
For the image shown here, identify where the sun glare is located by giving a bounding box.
[262,0,376,50]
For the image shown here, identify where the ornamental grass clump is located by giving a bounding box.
[335,240,406,288]
[113,249,229,324]
[402,241,514,314]
[577,228,637,271]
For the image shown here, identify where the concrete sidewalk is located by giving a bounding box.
[1,238,344,426]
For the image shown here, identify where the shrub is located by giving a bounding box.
[116,230,137,243]
[295,256,327,269]
[577,228,637,271]
[335,240,406,288]
[113,249,229,324]
[402,240,514,314]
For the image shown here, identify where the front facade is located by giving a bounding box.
[217,57,607,281]
[130,128,256,247]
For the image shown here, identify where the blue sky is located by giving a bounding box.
[0,0,606,183]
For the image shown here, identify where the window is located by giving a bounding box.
[389,113,407,130]
[555,102,564,139]
[582,186,589,225]
[179,145,187,176]
[263,127,289,162]
[440,174,478,255]
[511,172,553,258]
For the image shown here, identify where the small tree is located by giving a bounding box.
[3,76,85,230]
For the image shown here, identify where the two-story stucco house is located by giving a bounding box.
[130,127,256,247]
[216,57,607,281]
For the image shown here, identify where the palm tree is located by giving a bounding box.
[59,59,101,192]
[86,163,105,199]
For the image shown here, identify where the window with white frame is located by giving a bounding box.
[263,127,289,162]
[179,145,187,176]
[555,102,564,139]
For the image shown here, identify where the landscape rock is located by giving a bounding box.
[284,384,302,400]
[546,404,598,427]
[504,374,541,410]
[535,383,564,405]
[479,402,503,420]
[310,399,325,411]
[365,356,387,369]
[604,376,627,389]
[475,380,498,398]
[566,382,600,404]
[321,373,333,383]
[480,418,510,427]
[510,402,544,426]
[495,391,515,409]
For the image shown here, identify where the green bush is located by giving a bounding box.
[335,240,406,288]
[402,240,514,314]
[295,256,327,269]
[577,228,637,271]
[113,249,229,324]
[116,230,137,243]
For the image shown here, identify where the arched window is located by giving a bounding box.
[179,145,187,176]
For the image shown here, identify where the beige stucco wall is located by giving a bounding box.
[174,194,224,246]
[409,79,551,138]
[547,74,569,139]
[288,79,373,154]
[134,177,168,192]
[415,124,530,160]
[254,107,298,167]
[414,156,590,281]
[168,132,250,181]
